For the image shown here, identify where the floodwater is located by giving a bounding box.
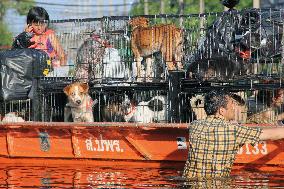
[0,164,284,188]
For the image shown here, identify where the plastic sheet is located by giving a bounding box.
[186,9,284,80]
[0,48,48,101]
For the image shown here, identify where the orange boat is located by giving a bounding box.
[0,122,283,169]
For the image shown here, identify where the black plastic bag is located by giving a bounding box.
[221,0,240,9]
[0,48,48,101]
[12,32,35,49]
[186,9,284,81]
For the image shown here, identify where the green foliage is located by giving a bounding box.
[0,0,10,21]
[236,0,253,10]
[0,0,35,47]
[130,0,253,16]
[13,0,35,16]
[0,22,12,46]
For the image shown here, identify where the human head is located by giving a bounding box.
[204,90,235,121]
[231,93,245,106]
[27,7,49,34]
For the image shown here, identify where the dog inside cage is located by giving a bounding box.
[43,11,284,83]
[2,85,284,125]
[1,100,31,122]
[92,90,170,123]
[1,11,284,124]
[187,88,284,125]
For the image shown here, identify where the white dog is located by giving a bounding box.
[63,82,96,122]
[124,95,168,123]
[2,112,25,122]
[101,94,168,123]
[190,94,206,120]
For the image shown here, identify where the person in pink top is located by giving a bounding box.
[23,6,66,67]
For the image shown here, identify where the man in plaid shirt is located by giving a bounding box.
[183,90,284,179]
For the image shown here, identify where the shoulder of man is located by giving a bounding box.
[189,119,210,127]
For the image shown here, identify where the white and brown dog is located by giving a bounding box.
[2,112,25,122]
[125,95,168,123]
[63,82,96,122]
[102,95,168,123]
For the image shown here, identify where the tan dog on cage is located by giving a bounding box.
[63,82,96,122]
[129,17,184,81]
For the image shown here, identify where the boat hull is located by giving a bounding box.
[0,122,283,167]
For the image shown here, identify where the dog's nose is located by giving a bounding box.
[76,100,81,104]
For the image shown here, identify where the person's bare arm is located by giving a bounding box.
[49,33,67,66]
[260,127,284,140]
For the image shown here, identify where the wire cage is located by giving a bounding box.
[43,9,284,82]
[1,9,284,124]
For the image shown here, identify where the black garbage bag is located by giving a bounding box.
[186,9,284,81]
[221,0,240,9]
[12,32,35,49]
[0,48,48,101]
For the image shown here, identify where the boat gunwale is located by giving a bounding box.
[0,121,279,130]
[0,122,188,129]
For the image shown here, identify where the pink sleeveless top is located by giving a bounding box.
[29,29,57,59]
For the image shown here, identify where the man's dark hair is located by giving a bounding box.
[231,93,245,106]
[27,6,50,24]
[204,90,231,115]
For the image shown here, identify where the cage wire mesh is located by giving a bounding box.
[1,9,284,124]
[45,10,284,82]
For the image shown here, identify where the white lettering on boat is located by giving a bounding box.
[85,134,124,152]
[237,141,268,155]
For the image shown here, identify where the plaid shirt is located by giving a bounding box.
[183,115,262,179]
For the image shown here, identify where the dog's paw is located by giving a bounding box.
[146,77,153,82]
[136,77,144,82]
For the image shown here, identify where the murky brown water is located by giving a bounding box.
[0,164,283,188]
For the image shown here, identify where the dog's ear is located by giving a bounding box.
[143,17,149,26]
[129,17,141,27]
[81,83,89,93]
[129,18,134,26]
[63,85,71,95]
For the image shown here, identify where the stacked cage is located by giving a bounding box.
[0,9,284,124]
